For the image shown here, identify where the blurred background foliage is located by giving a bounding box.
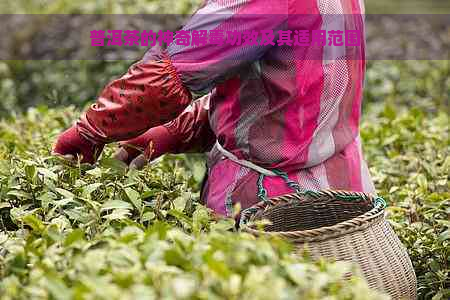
[0,0,203,115]
[0,0,449,14]
[0,0,202,14]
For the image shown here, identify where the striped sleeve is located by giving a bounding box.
[168,0,288,95]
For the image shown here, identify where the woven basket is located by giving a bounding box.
[240,190,417,300]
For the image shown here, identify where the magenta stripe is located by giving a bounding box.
[283,1,323,168]
[343,138,363,191]
[215,78,241,153]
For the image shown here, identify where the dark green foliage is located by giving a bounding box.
[0,107,387,300]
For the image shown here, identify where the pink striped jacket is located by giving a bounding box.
[162,0,375,216]
[78,0,375,216]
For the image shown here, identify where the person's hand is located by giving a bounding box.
[113,134,155,170]
[52,126,104,164]
[113,126,174,170]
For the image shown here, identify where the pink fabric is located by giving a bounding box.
[167,0,374,216]
[203,137,375,216]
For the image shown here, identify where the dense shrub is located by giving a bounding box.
[0,1,448,299]
[0,107,387,300]
[0,59,448,298]
[362,106,449,299]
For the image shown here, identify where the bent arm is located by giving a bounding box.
[77,0,287,146]
[126,94,215,161]
[163,93,215,155]
[77,49,192,145]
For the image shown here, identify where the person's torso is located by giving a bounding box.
[208,0,366,172]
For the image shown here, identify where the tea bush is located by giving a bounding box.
[0,1,448,297]
[0,59,448,299]
[362,106,449,299]
[0,107,387,300]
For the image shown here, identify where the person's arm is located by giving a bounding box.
[53,0,287,163]
[115,94,215,167]
[53,49,192,163]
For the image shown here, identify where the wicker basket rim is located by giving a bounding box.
[240,189,386,241]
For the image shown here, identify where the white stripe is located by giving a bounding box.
[305,1,348,168]
[215,141,278,176]
[359,0,366,16]
[305,59,349,167]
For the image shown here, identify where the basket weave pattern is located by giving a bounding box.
[241,190,417,300]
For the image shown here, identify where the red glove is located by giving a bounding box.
[114,126,178,168]
[52,126,104,164]
[114,94,215,169]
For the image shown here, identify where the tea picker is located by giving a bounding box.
[52,1,417,298]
